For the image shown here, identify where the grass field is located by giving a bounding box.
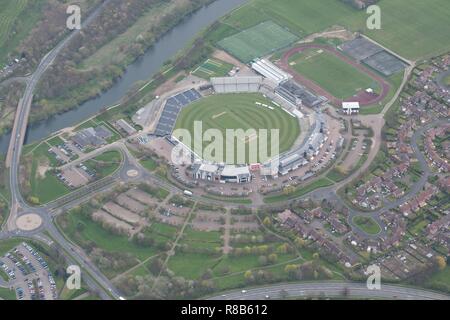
[201,194,252,205]
[264,178,334,203]
[140,158,158,172]
[218,0,450,60]
[426,266,450,293]
[28,142,71,204]
[59,210,158,262]
[174,93,300,164]
[192,58,234,79]
[352,216,381,235]
[84,150,123,179]
[0,287,16,300]
[360,71,403,114]
[289,48,380,99]
[217,21,298,63]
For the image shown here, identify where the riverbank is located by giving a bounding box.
[0,0,249,154]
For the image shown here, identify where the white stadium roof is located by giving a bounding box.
[251,59,291,85]
[342,101,360,109]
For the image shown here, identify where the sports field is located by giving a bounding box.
[217,21,298,63]
[218,0,450,60]
[280,44,391,106]
[174,93,300,164]
[289,48,379,99]
[192,58,233,79]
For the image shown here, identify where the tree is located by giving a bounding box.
[263,216,272,227]
[268,253,278,264]
[294,237,306,248]
[283,185,295,196]
[28,196,40,205]
[284,264,299,279]
[277,243,289,254]
[436,256,447,271]
[244,270,254,283]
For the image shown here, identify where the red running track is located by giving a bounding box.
[278,44,391,107]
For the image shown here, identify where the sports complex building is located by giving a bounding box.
[149,58,330,183]
[211,76,262,93]
[191,163,251,184]
[145,21,405,185]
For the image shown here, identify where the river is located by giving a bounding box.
[0,0,249,153]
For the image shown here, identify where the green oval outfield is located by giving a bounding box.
[174,93,300,164]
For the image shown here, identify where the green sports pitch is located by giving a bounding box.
[174,93,300,164]
[192,59,234,79]
[289,48,380,99]
[217,21,298,63]
[219,0,450,61]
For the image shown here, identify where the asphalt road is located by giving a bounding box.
[0,0,447,301]
[1,0,122,300]
[207,282,450,300]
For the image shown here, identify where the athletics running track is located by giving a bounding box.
[278,44,391,106]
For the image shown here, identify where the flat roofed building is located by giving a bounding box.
[71,126,112,149]
[276,80,324,108]
[342,102,360,114]
[211,76,262,93]
[193,163,220,181]
[220,165,251,183]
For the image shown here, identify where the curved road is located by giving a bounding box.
[1,0,122,300]
[0,0,447,301]
[207,282,450,300]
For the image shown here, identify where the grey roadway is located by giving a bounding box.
[0,0,123,300]
[2,80,445,300]
[206,281,450,300]
[0,0,447,300]
[46,114,447,238]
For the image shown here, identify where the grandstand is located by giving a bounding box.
[251,59,292,85]
[275,80,325,108]
[264,112,327,177]
[211,76,262,93]
[154,89,202,137]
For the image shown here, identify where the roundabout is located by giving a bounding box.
[16,213,43,231]
[126,169,139,178]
